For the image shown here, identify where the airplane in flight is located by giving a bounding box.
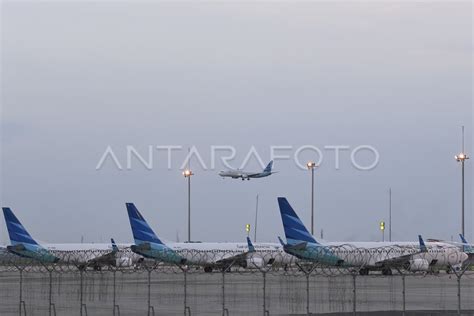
[1,207,136,270]
[219,160,276,180]
[126,202,294,272]
[276,197,468,275]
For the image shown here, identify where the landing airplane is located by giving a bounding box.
[1,207,136,270]
[276,198,468,275]
[126,202,293,272]
[219,160,276,180]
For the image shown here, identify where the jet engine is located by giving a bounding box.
[407,259,430,272]
[242,257,265,269]
[116,257,133,267]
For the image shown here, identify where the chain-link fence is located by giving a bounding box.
[0,248,473,315]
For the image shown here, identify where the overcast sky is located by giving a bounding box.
[1,1,472,245]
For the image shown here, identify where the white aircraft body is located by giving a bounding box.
[126,203,294,272]
[38,242,138,270]
[219,160,276,180]
[277,198,469,275]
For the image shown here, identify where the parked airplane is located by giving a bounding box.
[126,202,293,272]
[219,160,276,180]
[428,234,474,256]
[276,198,468,275]
[1,207,136,270]
[432,234,474,267]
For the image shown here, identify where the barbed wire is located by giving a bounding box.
[0,245,471,277]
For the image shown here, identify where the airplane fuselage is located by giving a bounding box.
[131,241,295,270]
[286,241,467,272]
[171,242,293,266]
[219,170,272,180]
[0,242,138,268]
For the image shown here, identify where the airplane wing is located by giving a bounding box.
[85,252,116,268]
[214,251,250,267]
[374,253,417,267]
[214,237,256,267]
[227,172,244,178]
[374,235,427,267]
[83,238,119,270]
[245,172,261,177]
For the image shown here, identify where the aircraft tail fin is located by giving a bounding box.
[126,203,164,246]
[111,238,119,253]
[263,160,273,173]
[277,197,318,245]
[459,234,473,253]
[2,207,39,246]
[246,237,255,252]
[418,235,427,252]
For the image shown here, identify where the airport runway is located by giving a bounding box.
[0,270,473,315]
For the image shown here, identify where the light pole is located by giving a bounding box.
[306,161,317,235]
[183,169,193,242]
[254,194,259,242]
[388,188,392,242]
[455,126,469,237]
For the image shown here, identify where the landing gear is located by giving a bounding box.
[359,268,369,276]
[381,267,392,276]
[204,266,213,273]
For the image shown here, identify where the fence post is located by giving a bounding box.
[296,262,314,315]
[113,271,120,316]
[457,275,461,315]
[183,268,190,316]
[401,274,406,316]
[80,270,83,316]
[147,269,154,316]
[113,271,116,312]
[79,269,88,316]
[262,271,269,315]
[453,265,470,316]
[352,274,356,316]
[222,270,228,316]
[48,270,56,316]
[18,268,26,316]
[306,274,310,315]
